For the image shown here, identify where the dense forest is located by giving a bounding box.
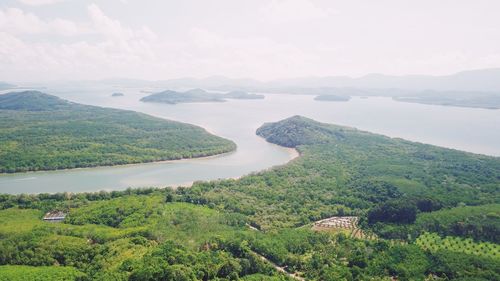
[0,116,498,280]
[0,91,236,173]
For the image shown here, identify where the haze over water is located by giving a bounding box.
[0,87,499,194]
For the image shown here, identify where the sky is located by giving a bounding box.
[1,0,500,82]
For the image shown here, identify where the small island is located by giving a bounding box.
[141,89,264,104]
[111,92,124,97]
[314,95,351,102]
[140,89,225,104]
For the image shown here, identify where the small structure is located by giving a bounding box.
[313,216,376,239]
[43,211,66,222]
[314,216,358,229]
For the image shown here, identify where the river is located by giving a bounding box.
[1,86,499,194]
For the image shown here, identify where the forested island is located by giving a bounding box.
[0,91,236,173]
[314,95,351,102]
[0,115,498,280]
[141,89,264,104]
[141,89,226,104]
[393,95,500,109]
[111,92,125,97]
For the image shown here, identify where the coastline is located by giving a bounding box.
[170,145,300,189]
[0,144,300,194]
[392,97,500,110]
[0,149,237,177]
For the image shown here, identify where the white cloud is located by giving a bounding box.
[87,4,157,42]
[18,0,66,6]
[260,0,337,23]
[187,27,320,78]
[0,3,159,39]
[50,18,82,36]
[0,4,161,81]
[87,3,132,41]
[0,8,46,34]
[1,1,500,81]
[0,7,88,36]
[0,4,157,39]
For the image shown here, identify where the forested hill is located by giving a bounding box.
[256,115,354,147]
[0,91,236,173]
[194,115,500,230]
[0,91,74,111]
[0,116,498,280]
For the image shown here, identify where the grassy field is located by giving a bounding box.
[416,232,499,260]
[0,265,85,281]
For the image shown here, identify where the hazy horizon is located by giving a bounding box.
[3,67,500,85]
[0,2,499,279]
[2,0,500,82]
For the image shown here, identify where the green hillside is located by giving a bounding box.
[0,116,498,280]
[256,115,350,147]
[0,91,236,173]
[0,91,74,111]
[250,116,499,230]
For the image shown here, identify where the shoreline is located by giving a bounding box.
[171,145,300,189]
[0,149,237,177]
[0,144,300,195]
[392,97,500,110]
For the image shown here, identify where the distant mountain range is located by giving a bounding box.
[10,68,500,93]
[86,68,500,93]
[265,68,500,92]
